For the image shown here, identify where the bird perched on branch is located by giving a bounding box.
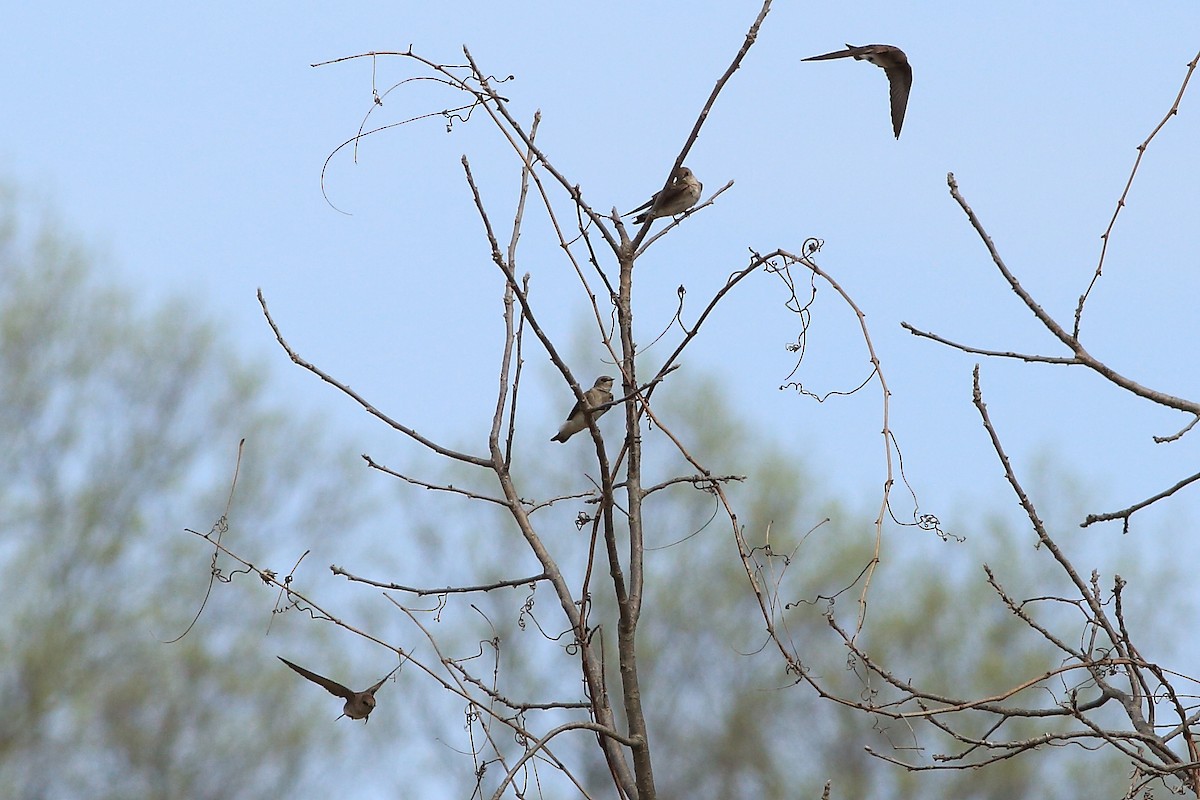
[551,376,615,443]
[802,44,912,139]
[278,656,400,722]
[625,167,703,225]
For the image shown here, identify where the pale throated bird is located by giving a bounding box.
[551,376,615,443]
[625,167,702,224]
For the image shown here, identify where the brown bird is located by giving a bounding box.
[625,167,703,225]
[278,656,400,722]
[802,44,912,139]
[551,376,615,443]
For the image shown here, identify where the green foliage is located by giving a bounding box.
[0,189,367,799]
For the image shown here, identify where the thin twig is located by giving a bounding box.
[258,290,491,467]
[932,175,1200,417]
[1075,50,1200,338]
[1081,469,1200,531]
[330,566,549,596]
[362,454,510,505]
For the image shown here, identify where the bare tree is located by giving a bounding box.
[196,4,1200,798]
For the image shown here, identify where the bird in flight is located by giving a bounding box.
[278,656,400,722]
[551,376,615,443]
[802,44,912,139]
[625,167,703,225]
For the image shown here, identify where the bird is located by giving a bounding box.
[551,376,615,443]
[802,44,912,139]
[277,656,400,722]
[625,167,703,225]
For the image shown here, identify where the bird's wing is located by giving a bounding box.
[563,385,611,421]
[641,184,675,213]
[278,657,355,700]
[884,61,913,138]
[800,44,865,62]
[624,192,658,217]
[584,387,609,410]
[561,396,587,421]
[365,664,402,695]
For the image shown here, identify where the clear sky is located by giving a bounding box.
[4,0,1198,793]
[3,2,1196,502]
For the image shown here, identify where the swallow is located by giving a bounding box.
[802,44,912,138]
[551,376,615,443]
[625,167,703,225]
[278,656,400,722]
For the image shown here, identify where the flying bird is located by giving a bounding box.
[278,656,400,722]
[625,167,703,225]
[551,376,615,443]
[802,44,912,139]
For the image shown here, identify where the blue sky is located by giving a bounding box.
[3,0,1198,793]
[3,3,1196,507]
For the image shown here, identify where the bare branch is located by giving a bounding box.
[900,322,1078,365]
[362,454,510,506]
[487,721,642,800]
[258,290,491,467]
[495,116,540,469]
[971,366,1122,646]
[1081,469,1200,531]
[642,473,746,498]
[933,175,1200,418]
[1074,50,1200,338]
[629,0,776,255]
[330,566,549,596]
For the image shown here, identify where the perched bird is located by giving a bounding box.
[625,167,703,225]
[802,44,912,139]
[551,376,615,443]
[278,656,400,722]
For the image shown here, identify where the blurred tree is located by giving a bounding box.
[0,187,369,799]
